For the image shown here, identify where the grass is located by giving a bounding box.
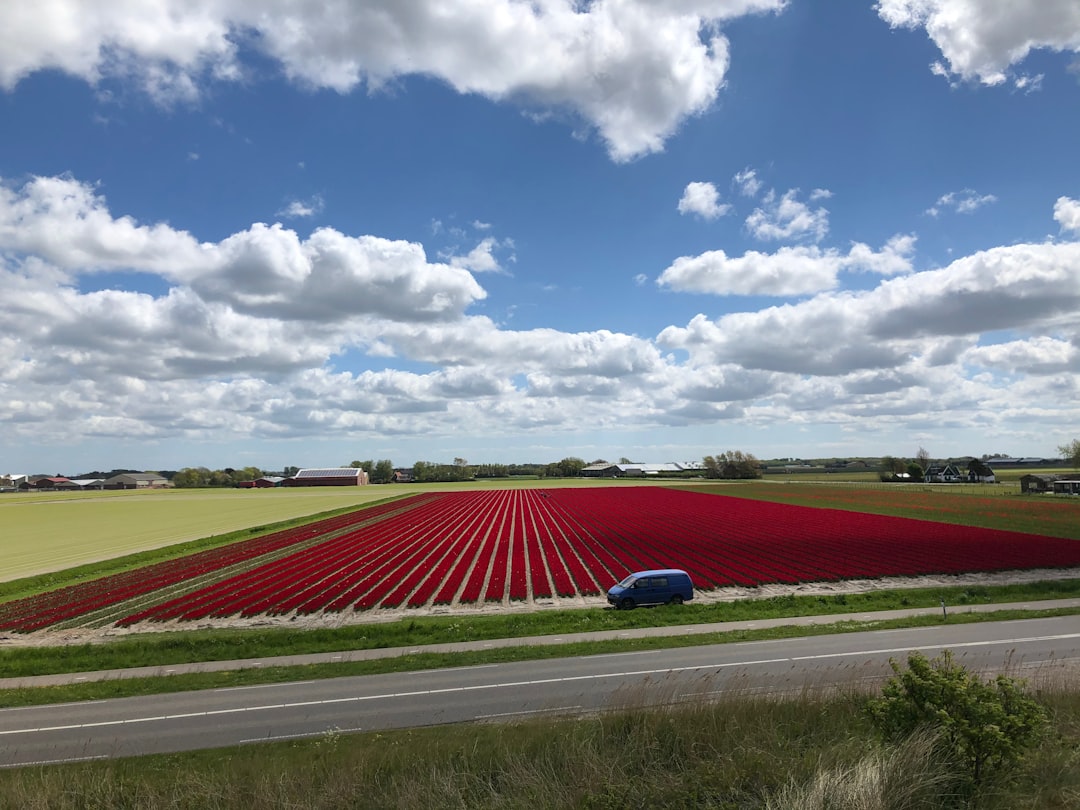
[2,672,1078,808]
[2,578,1079,707]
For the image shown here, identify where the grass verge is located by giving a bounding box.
[2,672,1078,808]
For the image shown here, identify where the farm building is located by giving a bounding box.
[28,476,72,490]
[284,468,369,486]
[0,474,28,490]
[104,473,169,490]
[1021,474,1059,494]
[1052,478,1080,496]
[582,462,705,478]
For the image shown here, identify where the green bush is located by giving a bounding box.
[866,651,1047,787]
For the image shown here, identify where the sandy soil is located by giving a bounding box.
[4,566,1078,649]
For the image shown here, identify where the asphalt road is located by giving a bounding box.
[2,615,1079,768]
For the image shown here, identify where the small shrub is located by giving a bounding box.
[866,651,1048,787]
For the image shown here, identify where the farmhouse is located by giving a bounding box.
[924,464,963,483]
[105,472,170,490]
[284,468,369,486]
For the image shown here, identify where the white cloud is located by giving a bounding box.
[963,337,1079,375]
[659,246,842,296]
[658,239,1080,375]
[2,175,1079,461]
[0,0,790,161]
[0,175,486,323]
[657,236,914,296]
[877,0,1080,86]
[1054,196,1080,233]
[276,196,324,219]
[677,181,731,220]
[449,237,505,274]
[926,189,997,217]
[732,167,762,197]
[745,188,830,242]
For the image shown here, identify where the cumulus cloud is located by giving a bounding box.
[926,189,998,217]
[877,0,1080,86]
[0,175,486,322]
[448,237,506,274]
[677,181,731,220]
[3,174,1079,457]
[1054,196,1080,233]
[745,188,830,242]
[658,239,1080,375]
[657,236,914,296]
[0,0,789,161]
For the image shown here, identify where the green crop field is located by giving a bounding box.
[0,478,664,584]
[0,487,404,583]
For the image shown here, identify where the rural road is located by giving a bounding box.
[2,615,1079,767]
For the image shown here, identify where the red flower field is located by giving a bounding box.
[2,486,1079,632]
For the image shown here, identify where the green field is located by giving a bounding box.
[0,487,403,583]
[0,478,667,584]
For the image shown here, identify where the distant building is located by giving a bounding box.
[284,468,369,486]
[104,472,170,490]
[1020,474,1059,494]
[924,464,963,483]
[582,462,704,478]
[1051,478,1080,496]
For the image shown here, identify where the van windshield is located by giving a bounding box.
[617,575,637,588]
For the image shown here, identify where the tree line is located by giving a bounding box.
[154,440,1080,488]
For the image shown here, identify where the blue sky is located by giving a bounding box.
[1,1,1079,474]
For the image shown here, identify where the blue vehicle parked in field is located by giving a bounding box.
[607,569,694,610]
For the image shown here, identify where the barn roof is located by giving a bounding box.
[293,468,363,479]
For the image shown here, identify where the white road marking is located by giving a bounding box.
[3,632,1078,737]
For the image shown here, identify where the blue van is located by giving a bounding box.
[607,569,694,609]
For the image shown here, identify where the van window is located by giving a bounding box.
[618,575,637,588]
[634,578,650,588]
[653,577,668,587]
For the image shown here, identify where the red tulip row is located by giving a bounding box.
[0,495,436,632]
[6,486,1080,631]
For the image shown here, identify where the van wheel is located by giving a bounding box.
[620,597,635,610]
[669,594,684,605]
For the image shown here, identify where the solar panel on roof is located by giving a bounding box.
[295,468,360,478]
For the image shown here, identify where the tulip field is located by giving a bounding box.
[2,486,1079,633]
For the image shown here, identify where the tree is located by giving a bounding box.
[371,459,394,484]
[867,651,1047,787]
[702,455,720,478]
[880,456,906,475]
[452,457,470,481]
[702,451,760,479]
[916,446,931,471]
[967,457,994,479]
[1059,439,1080,469]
